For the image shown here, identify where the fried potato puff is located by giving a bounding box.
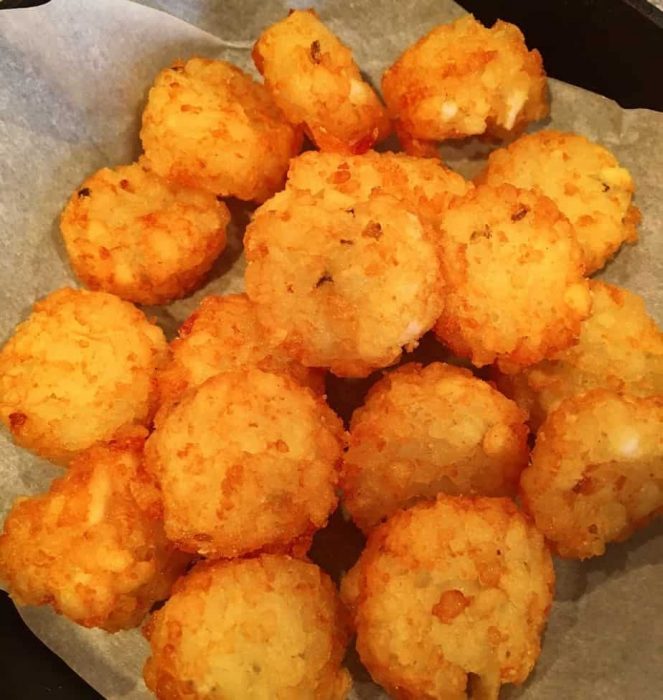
[253,9,390,154]
[286,150,471,223]
[143,555,351,700]
[433,184,591,373]
[0,435,188,632]
[140,58,302,202]
[60,162,229,305]
[495,281,663,430]
[382,15,548,156]
[0,288,168,465]
[145,368,343,559]
[341,363,529,532]
[343,496,554,700]
[479,131,640,273]
[521,390,663,559]
[156,294,323,420]
[245,190,443,377]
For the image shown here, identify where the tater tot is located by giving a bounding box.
[495,281,663,430]
[156,294,324,419]
[253,9,390,154]
[343,495,554,699]
[0,288,168,465]
[145,368,343,558]
[479,131,640,273]
[341,363,528,531]
[433,184,591,372]
[286,150,471,222]
[521,390,663,559]
[143,555,351,700]
[60,162,230,305]
[140,58,302,202]
[245,190,443,377]
[0,435,188,632]
[382,15,548,156]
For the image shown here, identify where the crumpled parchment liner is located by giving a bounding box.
[0,1,661,698]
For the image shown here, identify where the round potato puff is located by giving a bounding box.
[433,184,591,373]
[286,150,471,223]
[60,162,229,305]
[382,15,548,155]
[245,190,443,377]
[0,288,168,465]
[0,434,189,632]
[140,57,302,202]
[156,294,324,420]
[495,281,663,430]
[343,495,554,700]
[253,9,390,154]
[143,555,351,700]
[479,131,640,273]
[341,363,529,531]
[521,390,663,559]
[145,368,343,558]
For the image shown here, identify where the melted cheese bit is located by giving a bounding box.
[440,101,459,121]
[349,79,370,103]
[502,90,527,130]
[86,467,112,526]
[620,435,640,457]
[399,320,423,345]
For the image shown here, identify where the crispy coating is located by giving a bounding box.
[382,15,548,155]
[245,189,443,377]
[253,9,390,154]
[0,435,188,631]
[341,363,529,532]
[0,288,168,465]
[286,150,472,223]
[145,368,343,558]
[60,162,229,305]
[495,281,663,430]
[156,294,324,419]
[521,390,663,559]
[140,58,302,202]
[478,131,640,273]
[433,184,591,373]
[344,496,554,699]
[143,555,351,700]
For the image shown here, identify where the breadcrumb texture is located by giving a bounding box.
[382,15,548,155]
[341,362,529,531]
[245,189,443,377]
[495,281,663,430]
[143,555,351,700]
[156,294,324,419]
[433,184,590,372]
[521,390,663,559]
[140,57,302,202]
[286,150,471,223]
[0,288,168,465]
[345,496,554,699]
[145,368,343,558]
[60,162,229,305]
[479,130,640,273]
[253,9,390,154]
[0,435,188,631]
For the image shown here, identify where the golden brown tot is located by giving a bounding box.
[382,15,548,156]
[143,555,351,699]
[0,435,188,631]
[140,58,302,202]
[253,9,390,153]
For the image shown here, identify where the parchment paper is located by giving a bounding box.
[1,1,662,698]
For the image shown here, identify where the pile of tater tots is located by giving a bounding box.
[0,10,660,700]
